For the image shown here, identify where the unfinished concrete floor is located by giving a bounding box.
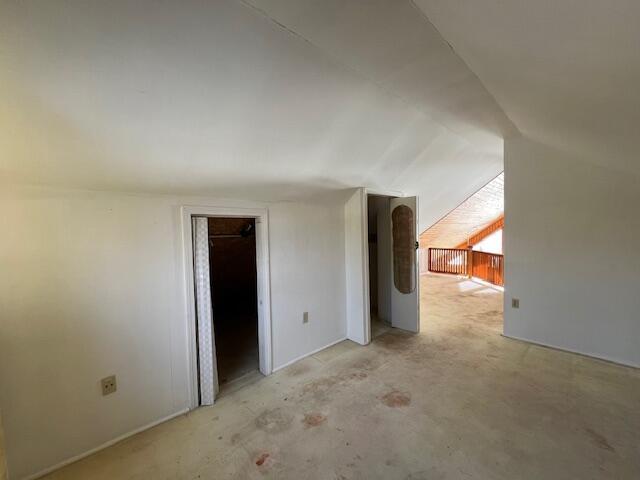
[44,274,640,479]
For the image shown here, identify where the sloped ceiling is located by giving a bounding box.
[414,0,640,175]
[420,172,503,249]
[1,0,515,231]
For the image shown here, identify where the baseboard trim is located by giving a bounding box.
[502,334,640,369]
[22,408,190,480]
[20,339,352,479]
[272,336,348,372]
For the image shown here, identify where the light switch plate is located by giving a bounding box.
[101,375,117,396]
[303,311,309,324]
[512,298,520,309]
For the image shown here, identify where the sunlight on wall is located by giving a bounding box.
[473,228,502,254]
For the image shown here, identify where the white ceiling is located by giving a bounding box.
[0,1,514,230]
[415,0,640,175]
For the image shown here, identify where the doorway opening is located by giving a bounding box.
[182,206,272,409]
[207,217,259,389]
[419,172,504,336]
[367,195,392,338]
[365,192,419,339]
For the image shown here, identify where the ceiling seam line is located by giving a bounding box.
[235,0,483,151]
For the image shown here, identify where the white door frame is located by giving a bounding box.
[181,205,272,409]
[364,189,420,334]
[346,188,404,345]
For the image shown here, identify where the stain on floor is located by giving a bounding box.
[254,408,293,434]
[42,274,640,480]
[302,413,327,428]
[585,428,615,452]
[301,371,368,401]
[381,391,411,408]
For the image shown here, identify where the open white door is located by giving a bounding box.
[389,196,420,333]
[192,216,219,405]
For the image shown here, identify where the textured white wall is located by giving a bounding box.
[474,229,502,254]
[0,185,346,479]
[269,200,346,367]
[504,137,640,367]
[344,189,368,345]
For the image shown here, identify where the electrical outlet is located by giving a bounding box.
[303,311,309,324]
[512,298,520,309]
[101,375,117,396]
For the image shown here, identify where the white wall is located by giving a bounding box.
[0,185,346,479]
[344,189,369,345]
[474,229,502,254]
[504,136,640,367]
[269,200,346,367]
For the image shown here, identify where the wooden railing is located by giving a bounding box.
[471,251,504,286]
[427,248,469,276]
[428,247,504,287]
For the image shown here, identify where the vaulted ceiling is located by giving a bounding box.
[420,172,503,249]
[414,0,640,175]
[1,1,516,231]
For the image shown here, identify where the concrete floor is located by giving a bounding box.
[45,274,640,479]
[0,413,6,480]
[214,312,260,389]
